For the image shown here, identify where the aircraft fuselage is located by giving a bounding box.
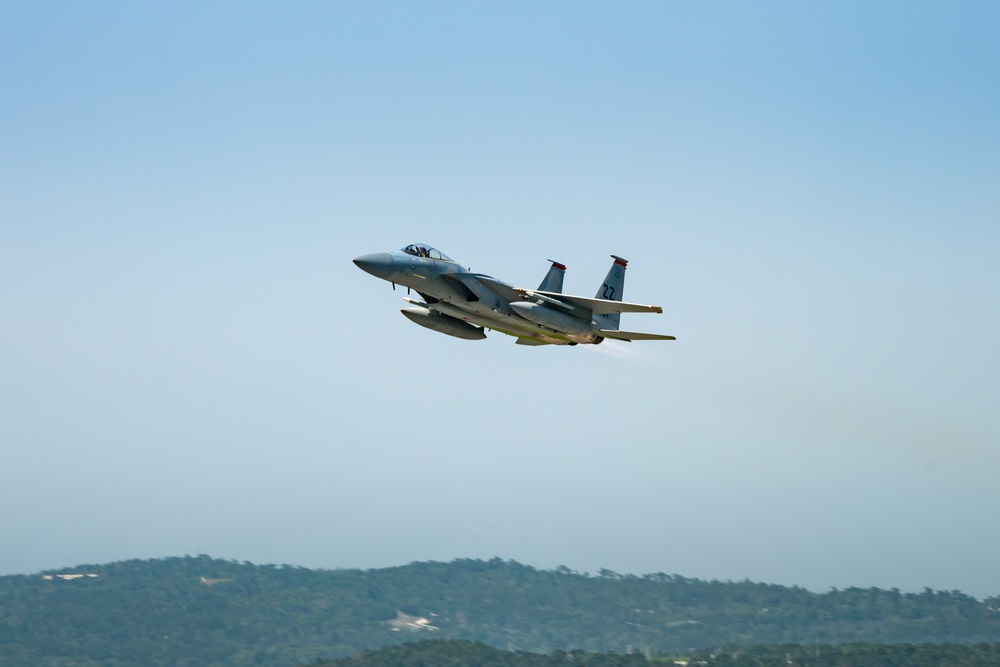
[354,244,673,346]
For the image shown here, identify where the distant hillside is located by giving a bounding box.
[319,638,1000,667]
[317,639,649,667]
[2,556,1000,667]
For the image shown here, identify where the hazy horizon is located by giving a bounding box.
[3,2,998,599]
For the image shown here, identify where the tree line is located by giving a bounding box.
[1,556,998,666]
[317,639,1000,667]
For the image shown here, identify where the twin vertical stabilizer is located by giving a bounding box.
[593,255,627,331]
[537,260,566,293]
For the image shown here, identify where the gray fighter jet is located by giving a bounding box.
[353,243,675,346]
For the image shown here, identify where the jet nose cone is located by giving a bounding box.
[353,252,396,280]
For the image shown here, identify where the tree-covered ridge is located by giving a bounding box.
[691,642,1000,667]
[372,559,1000,649]
[316,639,1000,667]
[1,556,999,666]
[317,639,649,667]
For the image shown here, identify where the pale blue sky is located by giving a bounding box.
[2,2,999,597]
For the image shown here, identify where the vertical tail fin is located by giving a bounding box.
[537,260,566,293]
[593,255,627,330]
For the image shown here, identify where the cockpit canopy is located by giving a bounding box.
[401,243,452,261]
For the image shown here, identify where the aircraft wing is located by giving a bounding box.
[440,273,480,301]
[476,275,530,302]
[598,329,676,341]
[530,290,663,315]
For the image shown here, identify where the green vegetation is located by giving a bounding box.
[317,639,649,667]
[690,642,1000,666]
[1,556,999,666]
[316,639,1000,667]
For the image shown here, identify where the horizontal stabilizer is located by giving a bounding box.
[531,291,663,315]
[599,329,676,341]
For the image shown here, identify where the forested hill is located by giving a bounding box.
[320,639,1000,667]
[2,556,1000,667]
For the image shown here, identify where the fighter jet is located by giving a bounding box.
[353,243,675,346]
